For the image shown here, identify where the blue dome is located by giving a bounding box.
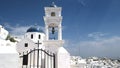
[27,26,44,33]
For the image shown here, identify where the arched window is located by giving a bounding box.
[51,12,55,16]
[31,34,33,39]
[39,35,41,39]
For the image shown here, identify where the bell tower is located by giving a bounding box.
[44,2,62,40]
[43,2,64,48]
[43,3,70,68]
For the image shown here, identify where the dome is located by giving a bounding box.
[27,26,44,33]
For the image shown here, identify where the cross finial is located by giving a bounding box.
[50,2,57,7]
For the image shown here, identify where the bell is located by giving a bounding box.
[52,27,55,34]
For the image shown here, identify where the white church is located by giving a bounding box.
[16,2,70,68]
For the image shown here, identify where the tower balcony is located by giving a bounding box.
[44,16,62,25]
[43,40,64,47]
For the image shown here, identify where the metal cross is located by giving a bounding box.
[35,40,42,49]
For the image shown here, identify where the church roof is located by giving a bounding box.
[27,26,44,33]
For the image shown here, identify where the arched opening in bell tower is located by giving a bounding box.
[48,26,58,40]
[51,12,56,16]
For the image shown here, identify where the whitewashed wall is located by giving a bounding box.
[0,25,9,40]
[25,32,45,43]
[0,54,19,68]
[57,47,70,68]
[16,38,37,53]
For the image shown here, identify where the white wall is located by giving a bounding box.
[16,38,37,53]
[0,39,17,54]
[0,25,9,40]
[25,32,45,43]
[57,47,70,68]
[0,54,19,68]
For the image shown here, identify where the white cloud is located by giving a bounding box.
[88,32,108,40]
[65,35,120,58]
[4,24,44,39]
[4,24,30,38]
[80,36,120,58]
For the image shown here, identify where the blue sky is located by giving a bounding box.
[0,0,120,58]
